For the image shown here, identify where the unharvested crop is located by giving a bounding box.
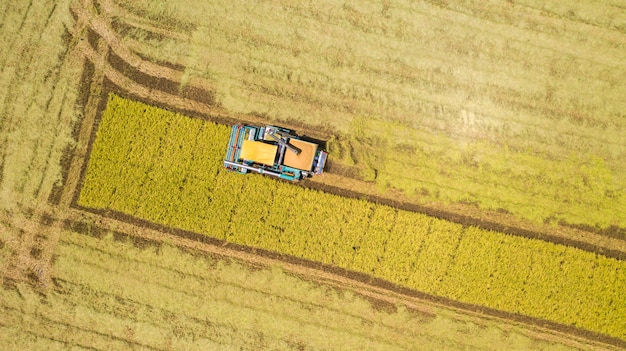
[80,94,626,340]
[113,0,626,231]
[0,226,595,350]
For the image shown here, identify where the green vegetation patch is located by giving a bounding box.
[79,94,626,340]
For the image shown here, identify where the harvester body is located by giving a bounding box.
[224,124,327,181]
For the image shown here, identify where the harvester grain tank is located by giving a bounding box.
[224,124,328,181]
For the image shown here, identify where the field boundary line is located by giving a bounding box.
[64,2,626,259]
[72,1,213,95]
[51,2,624,346]
[62,206,626,349]
[61,0,110,211]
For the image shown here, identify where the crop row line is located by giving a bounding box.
[77,95,626,339]
[55,251,409,350]
[0,303,157,350]
[51,278,311,348]
[57,234,428,337]
[105,0,620,146]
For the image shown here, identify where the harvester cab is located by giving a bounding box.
[224,124,328,181]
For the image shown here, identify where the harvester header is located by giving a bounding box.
[224,124,328,181]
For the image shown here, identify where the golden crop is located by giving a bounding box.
[117,0,626,230]
[79,94,626,339]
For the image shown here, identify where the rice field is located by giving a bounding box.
[1,0,625,349]
[78,94,626,340]
[112,0,626,230]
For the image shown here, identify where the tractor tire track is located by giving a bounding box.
[62,206,626,350]
[64,0,626,259]
[71,1,214,102]
[0,0,84,288]
[30,1,623,347]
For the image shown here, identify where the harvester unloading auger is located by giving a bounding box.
[224,124,328,181]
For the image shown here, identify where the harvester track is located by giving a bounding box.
[67,0,626,259]
[39,0,625,348]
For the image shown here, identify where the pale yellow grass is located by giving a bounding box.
[112,0,626,229]
[0,228,596,350]
[512,0,626,30]
[0,0,80,210]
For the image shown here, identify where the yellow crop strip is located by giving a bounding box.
[114,0,626,230]
[80,94,626,340]
[1,226,595,350]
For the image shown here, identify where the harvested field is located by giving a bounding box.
[107,0,626,232]
[0,0,81,210]
[2,226,612,350]
[1,0,625,349]
[78,94,626,341]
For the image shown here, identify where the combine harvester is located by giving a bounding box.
[224,124,328,181]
